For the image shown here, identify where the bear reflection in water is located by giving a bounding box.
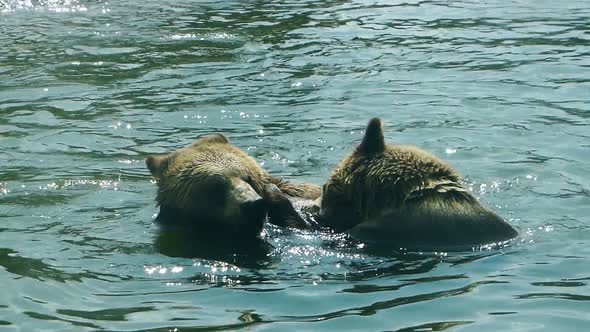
[146,118,518,257]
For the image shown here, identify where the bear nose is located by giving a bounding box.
[240,197,268,224]
[228,177,268,235]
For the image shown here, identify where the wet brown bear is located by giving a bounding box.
[145,133,320,241]
[319,118,518,248]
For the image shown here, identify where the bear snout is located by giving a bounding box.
[239,198,268,229]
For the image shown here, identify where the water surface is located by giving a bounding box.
[1,0,589,330]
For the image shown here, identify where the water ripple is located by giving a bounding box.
[1,0,590,330]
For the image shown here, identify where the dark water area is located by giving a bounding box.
[1,0,589,330]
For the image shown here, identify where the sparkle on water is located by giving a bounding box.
[1,0,589,331]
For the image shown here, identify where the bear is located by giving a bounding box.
[318,118,518,248]
[145,132,321,245]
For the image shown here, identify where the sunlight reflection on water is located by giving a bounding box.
[0,0,589,330]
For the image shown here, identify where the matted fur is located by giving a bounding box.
[150,134,267,211]
[146,133,321,235]
[321,118,518,245]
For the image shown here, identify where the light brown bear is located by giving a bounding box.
[145,133,320,242]
[318,118,518,248]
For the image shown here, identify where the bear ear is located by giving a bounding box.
[145,155,168,176]
[192,133,229,146]
[356,117,385,154]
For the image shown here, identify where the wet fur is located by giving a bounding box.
[147,133,320,236]
[321,118,518,245]
[348,188,518,247]
[268,177,322,200]
[149,134,267,212]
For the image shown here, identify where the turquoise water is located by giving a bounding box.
[1,0,589,330]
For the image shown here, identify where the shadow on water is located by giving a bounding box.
[123,316,268,332]
[152,222,515,281]
[119,318,473,332]
[339,273,469,294]
[279,280,507,322]
[56,306,156,322]
[23,306,158,330]
[326,251,499,287]
[0,248,127,283]
[388,320,474,332]
[515,293,590,301]
[314,236,516,292]
[327,254,442,283]
[153,229,274,269]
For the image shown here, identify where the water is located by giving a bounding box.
[1,0,589,330]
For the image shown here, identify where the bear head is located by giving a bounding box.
[145,133,269,240]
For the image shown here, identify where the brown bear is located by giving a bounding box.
[145,133,321,243]
[319,118,518,248]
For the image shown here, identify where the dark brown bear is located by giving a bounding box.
[319,118,518,248]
